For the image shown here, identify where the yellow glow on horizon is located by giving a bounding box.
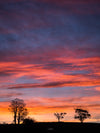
[0,106,100,123]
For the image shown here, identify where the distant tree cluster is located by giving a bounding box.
[54,108,91,123]
[8,98,91,124]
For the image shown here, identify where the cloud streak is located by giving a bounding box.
[7,80,100,90]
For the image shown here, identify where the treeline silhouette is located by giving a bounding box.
[0,98,100,133]
[8,98,91,124]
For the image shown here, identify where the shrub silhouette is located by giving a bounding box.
[23,118,36,125]
[74,108,91,123]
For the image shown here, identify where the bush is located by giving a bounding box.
[23,118,36,125]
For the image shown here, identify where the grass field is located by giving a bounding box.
[0,122,100,133]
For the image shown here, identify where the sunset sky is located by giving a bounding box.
[0,0,100,123]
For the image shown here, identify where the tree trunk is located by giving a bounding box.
[14,112,17,124]
[58,117,60,122]
[18,112,20,124]
[80,119,83,123]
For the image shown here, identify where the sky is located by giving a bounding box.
[0,0,100,123]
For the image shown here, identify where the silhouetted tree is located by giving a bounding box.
[9,98,28,124]
[23,118,36,125]
[17,107,28,124]
[74,108,91,123]
[54,112,67,122]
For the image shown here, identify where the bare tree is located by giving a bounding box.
[74,107,91,123]
[9,98,28,124]
[54,112,67,122]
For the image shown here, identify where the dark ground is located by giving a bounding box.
[0,122,100,133]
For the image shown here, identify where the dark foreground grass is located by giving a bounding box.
[0,122,100,133]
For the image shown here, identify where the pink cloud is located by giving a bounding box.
[94,87,100,91]
[0,55,100,88]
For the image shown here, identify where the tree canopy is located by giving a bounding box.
[74,108,91,123]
